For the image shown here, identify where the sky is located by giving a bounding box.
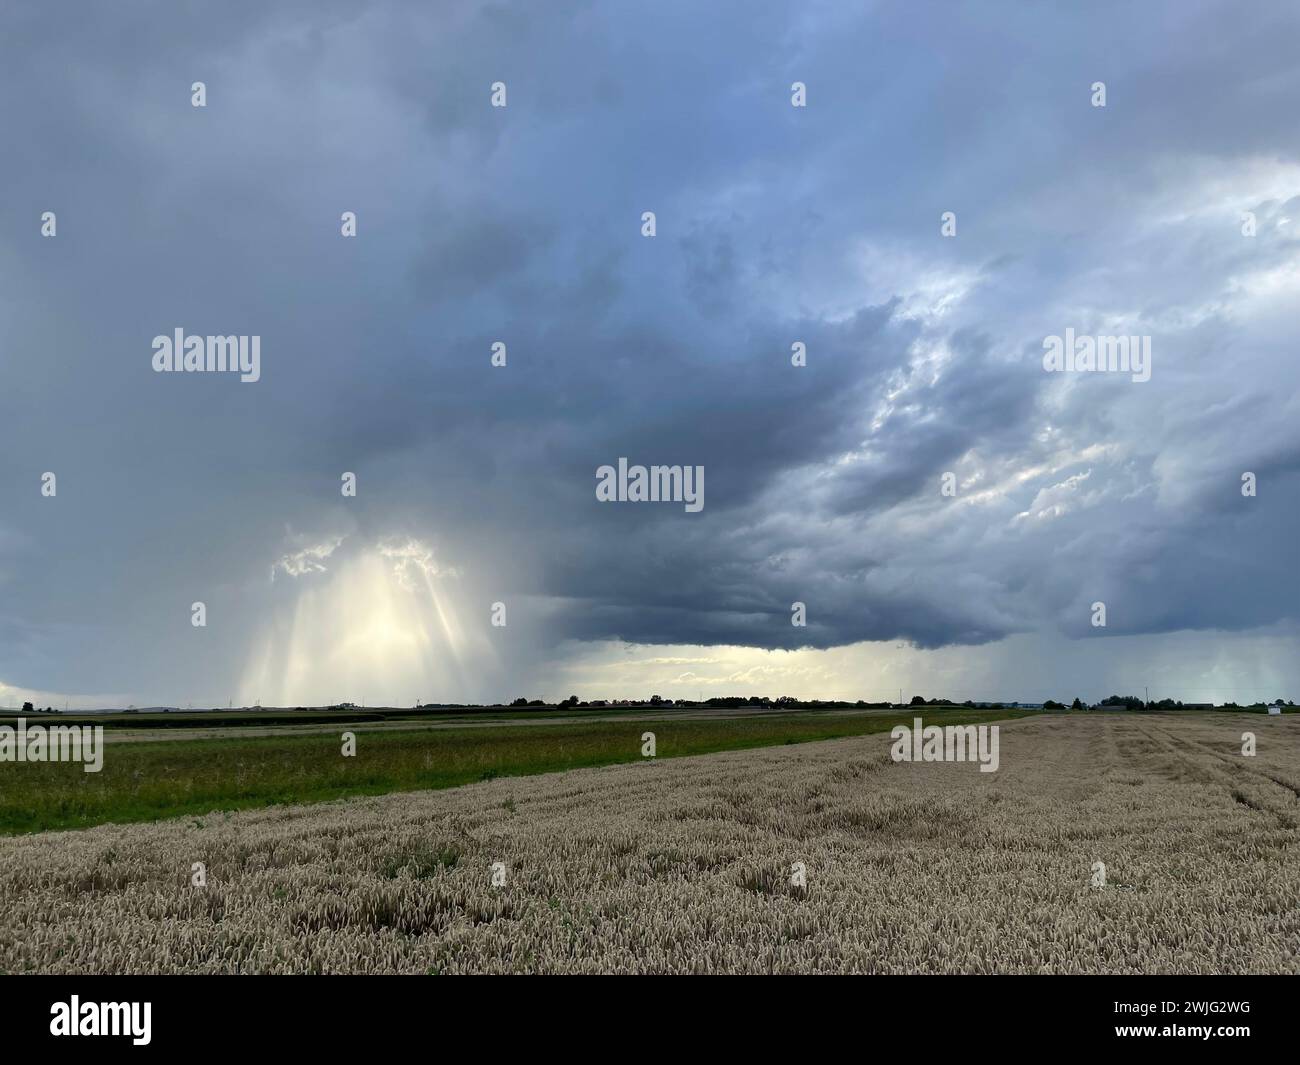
[1,0,1298,709]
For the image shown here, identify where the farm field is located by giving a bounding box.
[1,713,1296,974]
[0,707,1030,834]
[39,703,920,744]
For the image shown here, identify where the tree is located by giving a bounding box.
[21,701,34,713]
[909,695,927,706]
[1070,697,1084,710]
[1043,700,1064,710]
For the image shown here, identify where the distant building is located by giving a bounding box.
[1267,705,1282,716]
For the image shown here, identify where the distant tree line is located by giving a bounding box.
[495,693,1295,712]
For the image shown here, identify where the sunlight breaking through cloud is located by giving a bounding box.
[242,536,492,707]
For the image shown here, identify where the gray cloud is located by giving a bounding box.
[1,0,1298,704]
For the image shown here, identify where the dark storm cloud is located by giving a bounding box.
[1,0,1298,702]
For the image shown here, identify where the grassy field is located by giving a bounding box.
[2,713,1296,974]
[0,707,1034,835]
[6,704,663,730]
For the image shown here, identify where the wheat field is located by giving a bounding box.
[1,713,1296,974]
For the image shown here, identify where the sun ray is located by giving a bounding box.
[240,538,485,706]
